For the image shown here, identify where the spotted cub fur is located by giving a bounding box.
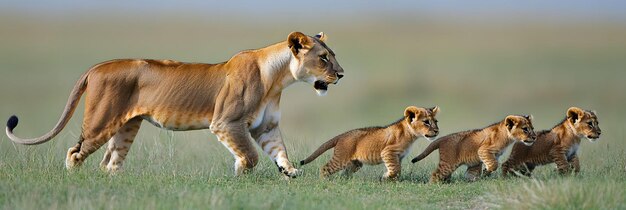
[300,106,440,180]
[502,107,601,176]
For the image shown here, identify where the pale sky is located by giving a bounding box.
[2,0,625,22]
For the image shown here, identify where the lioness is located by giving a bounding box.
[502,107,601,177]
[6,32,344,178]
[411,115,537,183]
[300,106,440,180]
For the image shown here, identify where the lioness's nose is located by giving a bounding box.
[337,73,344,79]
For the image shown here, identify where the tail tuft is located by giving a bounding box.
[299,160,305,166]
[7,115,18,132]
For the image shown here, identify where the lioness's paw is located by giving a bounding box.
[280,167,301,178]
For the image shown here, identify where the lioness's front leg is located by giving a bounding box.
[249,99,300,178]
[211,122,259,176]
[254,126,300,178]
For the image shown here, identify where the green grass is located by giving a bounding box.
[1,15,626,209]
[1,125,625,209]
[486,178,626,210]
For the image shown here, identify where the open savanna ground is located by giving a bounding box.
[1,14,626,209]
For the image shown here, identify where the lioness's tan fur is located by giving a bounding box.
[6,32,344,178]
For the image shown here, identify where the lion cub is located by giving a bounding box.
[502,107,601,177]
[300,106,440,180]
[411,115,536,183]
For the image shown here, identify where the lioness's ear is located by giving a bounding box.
[430,106,440,116]
[567,107,585,124]
[315,32,327,42]
[404,106,422,123]
[288,32,313,55]
[505,115,519,131]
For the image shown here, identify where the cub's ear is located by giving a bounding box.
[315,32,327,42]
[430,106,440,116]
[567,107,585,124]
[404,106,422,123]
[288,31,313,55]
[505,115,519,131]
[524,114,533,122]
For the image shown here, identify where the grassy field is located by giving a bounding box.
[1,14,626,209]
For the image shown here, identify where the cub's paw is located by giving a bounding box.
[380,173,399,182]
[481,169,494,177]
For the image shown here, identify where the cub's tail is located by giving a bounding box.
[299,136,341,165]
[411,138,443,163]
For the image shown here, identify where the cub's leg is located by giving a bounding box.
[342,160,363,177]
[381,148,402,180]
[478,148,499,176]
[550,148,570,174]
[99,117,142,173]
[569,154,581,174]
[320,150,351,178]
[465,164,483,181]
[430,162,456,183]
[212,124,259,176]
[518,163,536,177]
[502,159,523,177]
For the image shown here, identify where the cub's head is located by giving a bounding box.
[504,115,537,146]
[566,107,601,142]
[404,106,440,141]
[287,31,344,96]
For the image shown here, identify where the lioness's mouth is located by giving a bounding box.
[314,80,328,90]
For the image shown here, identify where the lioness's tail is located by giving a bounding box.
[411,138,443,163]
[6,70,89,145]
[300,136,341,165]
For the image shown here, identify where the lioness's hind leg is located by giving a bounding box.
[66,119,125,170]
[100,117,142,173]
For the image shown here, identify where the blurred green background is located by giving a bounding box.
[1,1,626,209]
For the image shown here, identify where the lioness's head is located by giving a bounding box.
[566,107,601,142]
[504,115,537,146]
[287,31,344,96]
[404,106,440,141]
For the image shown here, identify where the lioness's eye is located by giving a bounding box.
[587,122,594,127]
[522,127,529,133]
[423,120,430,125]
